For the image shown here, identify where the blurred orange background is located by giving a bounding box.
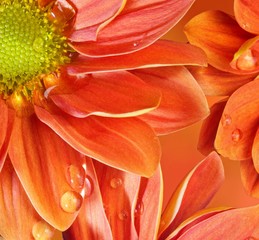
[161,0,259,209]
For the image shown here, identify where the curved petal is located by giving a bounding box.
[252,128,259,173]
[66,40,207,74]
[48,71,161,118]
[215,80,259,160]
[133,67,209,135]
[94,162,140,239]
[35,104,161,177]
[9,114,86,231]
[234,0,259,34]
[38,0,52,7]
[184,10,255,74]
[159,152,224,239]
[69,0,196,56]
[63,158,113,240]
[188,65,256,96]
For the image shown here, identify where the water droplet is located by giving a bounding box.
[32,220,55,240]
[236,49,257,71]
[221,114,232,127]
[84,176,92,197]
[60,191,83,213]
[133,42,139,47]
[118,209,129,220]
[110,178,123,189]
[134,200,144,216]
[33,37,45,52]
[232,128,242,142]
[67,165,85,191]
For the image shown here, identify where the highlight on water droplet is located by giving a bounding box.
[221,114,232,127]
[84,176,92,197]
[32,220,55,240]
[134,200,144,217]
[67,165,85,191]
[118,209,129,221]
[236,49,258,71]
[231,128,242,142]
[60,191,83,213]
[110,177,123,189]
[33,37,45,52]
[133,42,139,47]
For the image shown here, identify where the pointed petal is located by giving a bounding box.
[135,166,163,240]
[63,158,113,240]
[234,0,259,34]
[35,105,161,177]
[67,40,207,71]
[49,71,161,118]
[184,10,255,74]
[8,114,86,231]
[94,162,141,239]
[69,0,196,56]
[159,152,224,239]
[198,100,226,156]
[188,65,256,96]
[133,67,209,135]
[215,80,259,160]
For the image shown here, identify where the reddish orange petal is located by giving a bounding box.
[215,80,259,160]
[234,0,259,34]
[135,166,163,240]
[94,162,141,239]
[252,128,259,173]
[35,105,161,177]
[133,67,209,135]
[49,71,161,118]
[184,10,255,74]
[188,65,256,96]
[67,41,207,71]
[9,114,86,231]
[63,158,113,240]
[159,152,224,239]
[198,100,227,156]
[0,158,58,240]
[69,0,196,56]
[38,0,52,7]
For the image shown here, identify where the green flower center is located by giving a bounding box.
[0,0,70,97]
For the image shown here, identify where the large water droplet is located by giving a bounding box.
[236,49,257,71]
[118,209,129,221]
[110,178,123,189]
[67,165,85,191]
[32,220,55,240]
[232,128,242,142]
[221,114,232,127]
[33,37,44,52]
[134,200,144,217]
[60,191,83,213]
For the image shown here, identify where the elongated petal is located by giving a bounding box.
[240,159,259,198]
[38,0,52,7]
[63,158,113,240]
[252,128,259,173]
[49,71,161,118]
[8,114,86,231]
[133,67,209,135]
[215,80,259,160]
[188,65,256,96]
[69,0,196,56]
[198,100,226,155]
[135,166,163,240]
[159,152,224,239]
[94,162,141,239]
[185,10,255,74]
[234,0,259,34]
[35,105,161,177]
[67,40,207,72]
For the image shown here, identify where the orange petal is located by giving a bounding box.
[184,10,255,74]
[234,0,259,34]
[35,105,161,177]
[135,166,163,240]
[38,0,53,7]
[67,40,207,72]
[215,80,259,160]
[159,152,224,239]
[9,114,86,231]
[133,67,209,135]
[49,71,161,118]
[63,158,113,240]
[198,100,227,156]
[188,65,256,96]
[94,162,141,239]
[252,128,259,173]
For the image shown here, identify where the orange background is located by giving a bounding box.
[161,0,259,208]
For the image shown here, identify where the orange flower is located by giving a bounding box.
[184,0,259,198]
[0,0,209,237]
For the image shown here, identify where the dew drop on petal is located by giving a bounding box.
[118,209,129,221]
[134,200,144,216]
[32,220,55,240]
[231,128,242,142]
[67,165,85,191]
[133,42,139,47]
[60,191,83,213]
[221,114,232,127]
[236,49,258,71]
[84,176,92,197]
[110,178,123,189]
